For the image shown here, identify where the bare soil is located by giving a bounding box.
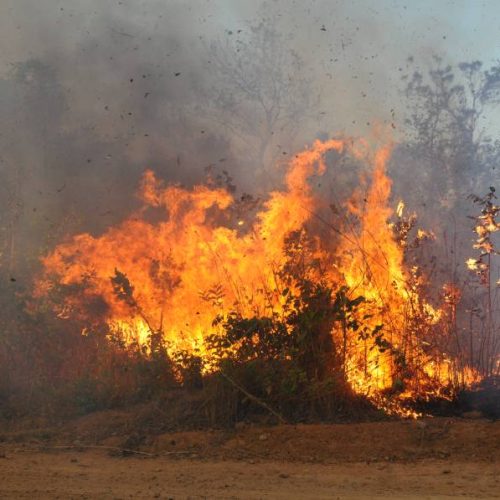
[0,413,498,499]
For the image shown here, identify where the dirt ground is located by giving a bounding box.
[1,452,499,499]
[0,415,499,499]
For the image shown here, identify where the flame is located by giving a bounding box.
[466,258,479,271]
[36,138,477,413]
[396,200,405,218]
[333,145,447,396]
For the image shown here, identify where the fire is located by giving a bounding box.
[466,258,479,271]
[396,200,405,218]
[36,137,477,412]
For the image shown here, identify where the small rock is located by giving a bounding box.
[279,473,290,479]
[259,433,269,441]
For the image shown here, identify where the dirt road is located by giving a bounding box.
[0,450,498,499]
[0,416,498,498]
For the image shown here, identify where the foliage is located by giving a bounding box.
[404,57,500,183]
[467,187,500,284]
[204,274,387,421]
[466,187,500,375]
[396,57,500,247]
[0,269,178,419]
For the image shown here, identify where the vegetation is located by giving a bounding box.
[0,12,499,427]
[0,236,384,425]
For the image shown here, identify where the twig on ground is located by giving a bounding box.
[38,445,155,457]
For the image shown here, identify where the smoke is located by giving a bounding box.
[0,0,499,280]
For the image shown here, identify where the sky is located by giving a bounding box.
[2,0,500,139]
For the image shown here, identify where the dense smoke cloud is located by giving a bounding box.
[0,0,499,279]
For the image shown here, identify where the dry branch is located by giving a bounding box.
[220,371,287,424]
[38,445,156,457]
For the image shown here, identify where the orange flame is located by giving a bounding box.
[36,138,478,411]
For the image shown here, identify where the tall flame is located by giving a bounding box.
[36,138,476,408]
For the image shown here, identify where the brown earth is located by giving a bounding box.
[0,413,498,498]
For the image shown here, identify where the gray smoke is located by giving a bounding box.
[0,0,499,281]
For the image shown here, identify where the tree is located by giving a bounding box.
[390,58,500,294]
[397,57,500,377]
[402,57,500,207]
[204,14,318,178]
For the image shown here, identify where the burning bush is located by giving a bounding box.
[17,137,488,422]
